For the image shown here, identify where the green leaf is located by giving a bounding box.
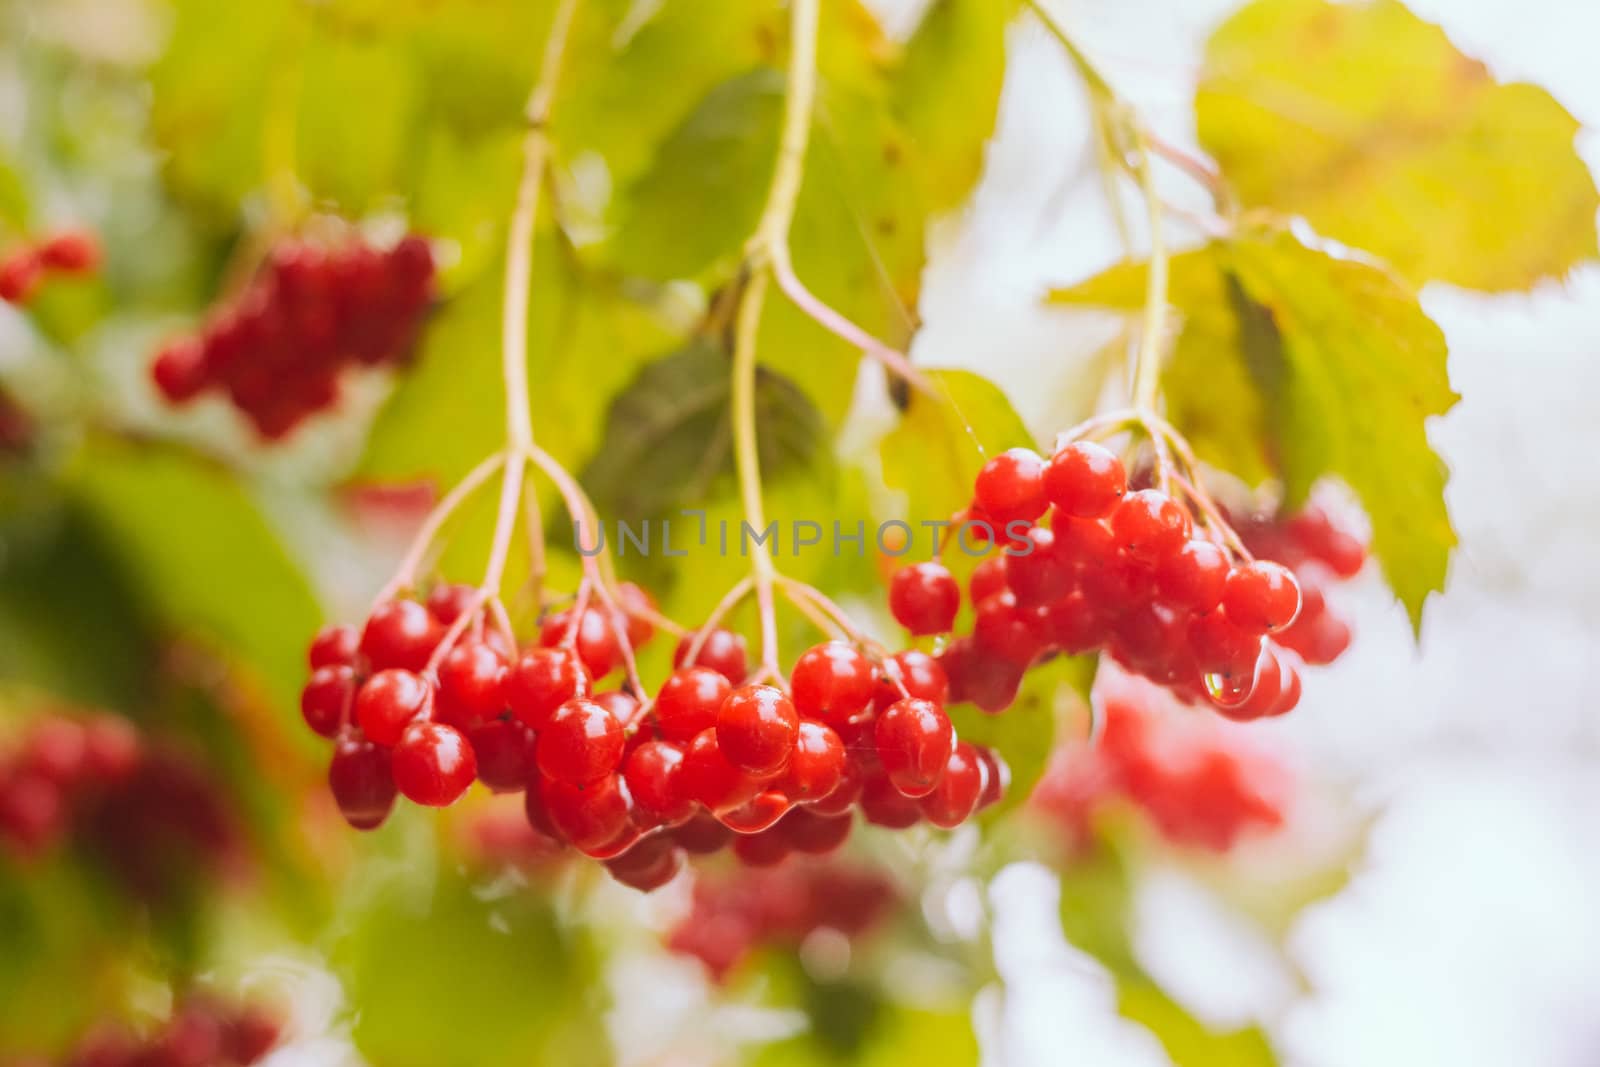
[65,438,322,712]
[879,369,1033,529]
[1197,0,1599,290]
[607,68,784,281]
[337,867,605,1067]
[947,653,1092,822]
[579,339,828,524]
[1118,979,1278,1067]
[295,28,421,213]
[1050,226,1457,632]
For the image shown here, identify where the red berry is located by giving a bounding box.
[716,684,799,776]
[1154,539,1229,613]
[974,447,1048,525]
[1054,514,1118,570]
[605,832,683,891]
[82,716,142,782]
[969,555,1007,603]
[939,635,1025,713]
[0,773,64,852]
[360,600,443,672]
[889,562,960,634]
[615,581,658,647]
[0,249,41,303]
[674,628,749,684]
[506,647,588,728]
[803,756,865,817]
[537,698,624,785]
[1004,525,1072,606]
[654,666,732,742]
[719,790,793,834]
[435,640,508,726]
[425,582,478,625]
[874,649,949,710]
[540,606,621,678]
[973,592,1046,665]
[308,623,360,669]
[469,719,538,792]
[301,665,355,738]
[20,718,88,784]
[391,721,477,806]
[1188,611,1263,682]
[355,668,432,747]
[1044,440,1127,518]
[780,808,853,854]
[920,742,983,828]
[673,811,734,854]
[150,337,209,403]
[1222,560,1302,633]
[38,230,100,273]
[974,746,1008,810]
[779,721,845,802]
[788,643,876,727]
[875,698,953,798]
[1110,490,1192,563]
[680,728,760,812]
[328,737,396,830]
[1211,648,1280,720]
[593,689,640,724]
[731,827,790,867]
[540,773,636,856]
[624,740,694,824]
[859,772,922,828]
[1041,590,1105,654]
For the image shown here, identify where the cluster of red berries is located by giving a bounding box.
[666,863,898,982]
[0,229,101,305]
[1230,504,1362,667]
[890,440,1365,722]
[0,712,246,903]
[150,234,435,439]
[303,580,1008,891]
[1032,675,1290,852]
[5,994,281,1067]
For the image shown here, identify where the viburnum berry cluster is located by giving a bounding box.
[0,228,101,305]
[666,862,898,982]
[149,234,435,439]
[1032,673,1290,852]
[890,427,1366,723]
[0,711,245,901]
[7,994,282,1067]
[302,574,1010,891]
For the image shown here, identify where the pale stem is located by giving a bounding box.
[1130,131,1169,415]
[683,576,756,667]
[375,450,507,607]
[770,249,931,394]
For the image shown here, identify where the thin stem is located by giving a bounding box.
[1130,131,1169,413]
[770,248,931,394]
[1023,0,1114,101]
[732,270,783,679]
[751,0,819,255]
[502,0,582,453]
[521,469,547,613]
[375,451,507,606]
[684,577,755,667]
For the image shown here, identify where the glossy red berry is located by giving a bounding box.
[920,742,983,828]
[355,668,432,747]
[939,635,1025,713]
[974,746,1008,811]
[1154,539,1230,613]
[969,555,1007,604]
[308,623,359,669]
[1111,490,1192,563]
[301,665,355,738]
[150,337,209,403]
[719,791,793,834]
[788,643,876,727]
[360,600,443,672]
[731,827,790,867]
[391,721,477,806]
[506,647,588,728]
[328,737,396,830]
[540,773,635,855]
[540,607,621,679]
[875,698,954,798]
[779,721,846,801]
[425,582,478,625]
[673,811,734,854]
[859,772,922,828]
[780,808,853,854]
[654,666,732,742]
[889,562,960,634]
[605,832,683,891]
[717,684,799,776]
[973,592,1046,666]
[680,728,760,812]
[1043,440,1126,518]
[469,719,538,792]
[624,740,693,824]
[974,447,1048,525]
[874,649,949,710]
[1004,525,1072,606]
[1188,611,1263,682]
[673,628,749,684]
[537,699,624,785]
[435,641,508,726]
[1222,560,1302,633]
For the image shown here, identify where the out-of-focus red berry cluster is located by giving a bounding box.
[3,994,282,1067]
[666,862,898,982]
[1032,673,1291,853]
[150,235,434,439]
[0,229,100,305]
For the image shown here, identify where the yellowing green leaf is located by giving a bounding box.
[879,369,1033,532]
[1198,0,1599,290]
